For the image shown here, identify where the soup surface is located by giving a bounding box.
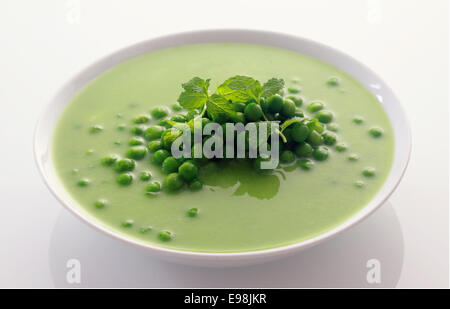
[52,43,394,252]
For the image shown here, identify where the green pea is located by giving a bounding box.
[307,101,324,113]
[147,140,162,153]
[316,111,333,123]
[298,159,314,170]
[94,199,107,209]
[171,114,187,122]
[294,109,304,117]
[158,231,173,241]
[353,116,364,124]
[117,124,126,131]
[145,125,165,141]
[129,136,145,146]
[126,146,147,160]
[260,97,269,113]
[288,86,301,94]
[151,106,170,119]
[307,130,323,146]
[171,103,183,111]
[312,146,329,161]
[163,173,184,191]
[146,181,161,193]
[121,220,134,228]
[89,125,103,134]
[280,150,295,164]
[139,226,152,233]
[232,112,246,124]
[369,127,384,138]
[86,149,94,155]
[130,125,146,136]
[132,115,150,124]
[140,171,152,181]
[77,178,89,187]
[327,123,339,132]
[117,173,133,185]
[113,141,121,146]
[322,131,337,145]
[327,77,340,87]
[362,167,376,177]
[291,123,310,143]
[158,119,171,128]
[281,99,296,118]
[335,143,348,152]
[160,128,183,150]
[101,155,119,166]
[294,142,313,157]
[354,180,365,188]
[152,149,170,165]
[114,158,135,172]
[348,154,359,162]
[287,96,303,107]
[162,156,182,174]
[189,180,203,191]
[178,162,198,181]
[244,103,263,122]
[267,94,284,113]
[233,102,246,112]
[187,208,199,217]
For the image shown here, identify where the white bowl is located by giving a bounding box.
[34,29,411,267]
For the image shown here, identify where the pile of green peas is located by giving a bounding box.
[97,85,355,196]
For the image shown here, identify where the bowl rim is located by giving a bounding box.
[34,28,412,260]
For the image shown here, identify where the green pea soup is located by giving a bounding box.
[52,43,394,252]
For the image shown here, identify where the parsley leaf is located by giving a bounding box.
[177,77,210,110]
[261,78,285,98]
[217,75,262,102]
[206,94,237,123]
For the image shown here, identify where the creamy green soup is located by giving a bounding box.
[52,43,394,252]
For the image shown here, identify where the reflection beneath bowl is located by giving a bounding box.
[49,201,403,288]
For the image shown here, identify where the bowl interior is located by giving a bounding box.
[34,30,411,261]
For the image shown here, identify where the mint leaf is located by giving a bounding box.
[261,78,285,98]
[217,75,262,102]
[177,77,210,110]
[206,94,237,123]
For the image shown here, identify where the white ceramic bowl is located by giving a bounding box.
[34,29,411,267]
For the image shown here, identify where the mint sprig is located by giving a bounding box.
[177,75,293,142]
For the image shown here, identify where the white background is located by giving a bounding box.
[0,0,448,288]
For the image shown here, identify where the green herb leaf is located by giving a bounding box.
[217,75,262,102]
[206,94,237,123]
[261,78,285,98]
[177,77,210,110]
